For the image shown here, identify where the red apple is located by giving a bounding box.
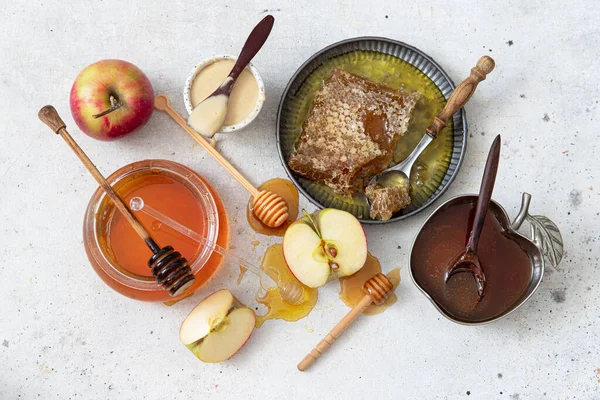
[69,59,154,141]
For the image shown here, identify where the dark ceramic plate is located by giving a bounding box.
[276,37,467,223]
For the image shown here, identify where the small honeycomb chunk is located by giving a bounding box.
[365,183,411,221]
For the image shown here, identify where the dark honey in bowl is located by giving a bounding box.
[411,198,533,322]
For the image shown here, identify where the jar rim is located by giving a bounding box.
[83,159,219,293]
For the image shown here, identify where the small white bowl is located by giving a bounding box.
[183,55,266,133]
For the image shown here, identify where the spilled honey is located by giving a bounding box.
[255,244,318,327]
[339,253,400,315]
[236,266,248,285]
[247,178,299,236]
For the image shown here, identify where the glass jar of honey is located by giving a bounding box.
[83,159,229,302]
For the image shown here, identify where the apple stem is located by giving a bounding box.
[302,209,322,239]
[93,95,123,118]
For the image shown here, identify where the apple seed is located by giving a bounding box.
[328,247,338,258]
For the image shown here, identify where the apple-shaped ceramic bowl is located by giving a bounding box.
[409,192,563,325]
[183,55,266,133]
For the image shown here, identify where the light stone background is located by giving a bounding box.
[1,1,599,399]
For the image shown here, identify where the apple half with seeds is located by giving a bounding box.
[179,289,255,363]
[283,209,368,288]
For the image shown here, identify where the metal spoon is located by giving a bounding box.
[365,56,495,200]
[445,134,501,300]
[187,15,274,138]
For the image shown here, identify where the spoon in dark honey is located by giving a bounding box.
[445,134,501,300]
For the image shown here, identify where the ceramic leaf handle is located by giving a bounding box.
[426,56,495,138]
[38,105,66,134]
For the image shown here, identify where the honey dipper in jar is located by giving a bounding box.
[38,106,195,297]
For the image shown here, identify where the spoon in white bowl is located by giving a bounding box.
[187,15,274,138]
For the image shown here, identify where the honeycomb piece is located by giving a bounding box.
[365,183,412,221]
[288,68,420,196]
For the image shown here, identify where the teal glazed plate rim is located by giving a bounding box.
[276,36,467,224]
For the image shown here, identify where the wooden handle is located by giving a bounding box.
[426,56,495,138]
[467,134,501,253]
[154,94,260,196]
[38,105,159,252]
[297,273,393,371]
[230,15,274,81]
[39,105,66,133]
[298,294,373,372]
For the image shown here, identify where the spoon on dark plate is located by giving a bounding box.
[365,56,495,201]
[445,134,501,300]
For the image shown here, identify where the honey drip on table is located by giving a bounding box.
[236,266,248,285]
[339,253,400,315]
[247,178,299,236]
[255,244,318,327]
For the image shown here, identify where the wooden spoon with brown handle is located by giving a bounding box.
[445,134,502,300]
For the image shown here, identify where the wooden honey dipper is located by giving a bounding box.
[154,94,289,228]
[297,273,394,371]
[38,105,195,297]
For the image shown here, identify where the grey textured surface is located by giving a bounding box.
[1,1,599,399]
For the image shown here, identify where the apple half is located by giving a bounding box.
[283,209,368,288]
[179,289,255,363]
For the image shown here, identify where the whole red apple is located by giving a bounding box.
[69,60,154,141]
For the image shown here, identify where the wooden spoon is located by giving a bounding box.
[445,134,502,300]
[187,15,274,138]
[155,94,289,228]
